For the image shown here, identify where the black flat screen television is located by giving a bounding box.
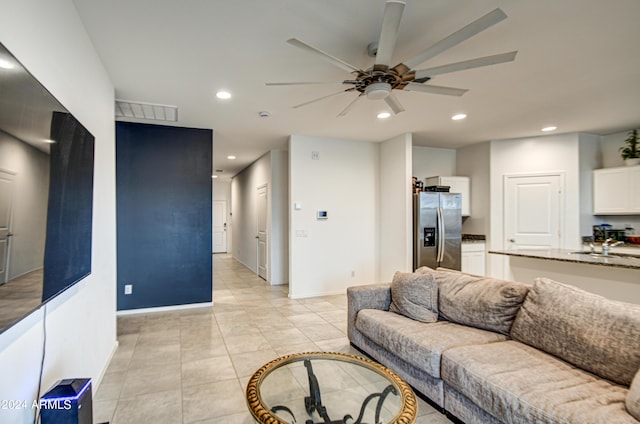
[0,42,94,334]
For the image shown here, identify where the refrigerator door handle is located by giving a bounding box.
[437,207,445,263]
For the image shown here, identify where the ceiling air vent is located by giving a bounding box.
[115,100,178,122]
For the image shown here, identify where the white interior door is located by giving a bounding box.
[256,185,267,280]
[213,200,228,253]
[505,174,562,250]
[0,170,16,284]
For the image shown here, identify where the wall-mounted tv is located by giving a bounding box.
[0,42,94,334]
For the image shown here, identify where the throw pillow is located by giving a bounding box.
[511,277,640,386]
[389,271,438,323]
[628,369,640,420]
[434,267,530,335]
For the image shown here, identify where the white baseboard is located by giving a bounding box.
[116,302,213,316]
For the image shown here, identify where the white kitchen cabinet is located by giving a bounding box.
[461,242,485,275]
[593,165,640,215]
[424,176,470,216]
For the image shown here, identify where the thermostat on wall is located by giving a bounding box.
[317,210,328,220]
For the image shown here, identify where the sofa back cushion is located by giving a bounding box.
[511,277,640,386]
[432,267,530,335]
[389,271,438,323]
[628,369,640,420]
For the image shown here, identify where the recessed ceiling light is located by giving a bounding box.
[0,58,14,69]
[212,175,218,179]
[227,155,236,160]
[377,112,391,119]
[43,139,56,144]
[216,90,231,100]
[451,113,467,121]
[542,126,557,132]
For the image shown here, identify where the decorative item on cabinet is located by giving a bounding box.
[620,129,640,166]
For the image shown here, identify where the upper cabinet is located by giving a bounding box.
[593,166,640,215]
[424,176,470,216]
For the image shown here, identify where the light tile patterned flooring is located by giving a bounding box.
[94,254,453,423]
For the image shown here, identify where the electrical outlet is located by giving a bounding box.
[124,284,133,295]
[311,151,319,160]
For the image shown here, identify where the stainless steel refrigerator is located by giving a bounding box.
[413,192,462,270]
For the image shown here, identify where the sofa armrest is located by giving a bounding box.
[347,283,391,346]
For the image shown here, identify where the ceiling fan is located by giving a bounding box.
[267,1,517,117]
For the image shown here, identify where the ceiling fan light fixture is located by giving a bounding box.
[365,82,391,100]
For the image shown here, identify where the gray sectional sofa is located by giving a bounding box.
[347,267,640,423]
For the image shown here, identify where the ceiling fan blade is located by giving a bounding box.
[384,92,405,114]
[375,0,406,67]
[402,8,508,70]
[404,83,468,96]
[337,93,365,117]
[292,88,355,109]
[287,38,363,74]
[266,81,349,86]
[413,51,517,79]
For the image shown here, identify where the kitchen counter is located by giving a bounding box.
[489,248,640,270]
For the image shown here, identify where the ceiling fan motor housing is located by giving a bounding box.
[365,82,392,100]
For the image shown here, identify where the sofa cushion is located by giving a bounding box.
[431,267,530,335]
[389,271,438,323]
[511,277,640,386]
[442,340,636,424]
[355,308,507,379]
[626,369,640,420]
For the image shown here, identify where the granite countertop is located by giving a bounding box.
[461,234,486,243]
[489,248,640,270]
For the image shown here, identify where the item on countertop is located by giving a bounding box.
[626,235,640,245]
[423,185,450,192]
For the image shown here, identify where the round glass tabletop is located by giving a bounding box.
[246,351,417,424]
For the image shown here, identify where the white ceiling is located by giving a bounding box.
[72,0,640,179]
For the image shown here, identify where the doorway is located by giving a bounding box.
[0,170,15,284]
[213,200,228,253]
[256,185,267,280]
[504,173,564,250]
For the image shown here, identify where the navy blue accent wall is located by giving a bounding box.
[43,112,95,301]
[116,122,212,310]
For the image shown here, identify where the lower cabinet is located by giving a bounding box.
[461,242,486,275]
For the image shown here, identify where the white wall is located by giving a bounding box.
[378,134,412,281]
[231,154,270,272]
[0,1,117,422]
[578,134,603,237]
[0,133,49,279]
[270,150,289,285]
[289,135,378,298]
[602,129,637,169]
[595,130,640,233]
[412,146,456,181]
[456,142,491,237]
[489,133,585,278]
[230,150,288,284]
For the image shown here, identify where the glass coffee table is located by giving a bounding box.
[246,352,417,424]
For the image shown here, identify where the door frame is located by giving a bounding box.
[0,169,17,284]
[502,171,565,276]
[256,184,268,281]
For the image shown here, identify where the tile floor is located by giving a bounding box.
[94,254,453,423]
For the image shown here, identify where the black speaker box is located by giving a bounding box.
[40,378,92,424]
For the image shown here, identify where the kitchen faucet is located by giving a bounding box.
[601,238,624,256]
